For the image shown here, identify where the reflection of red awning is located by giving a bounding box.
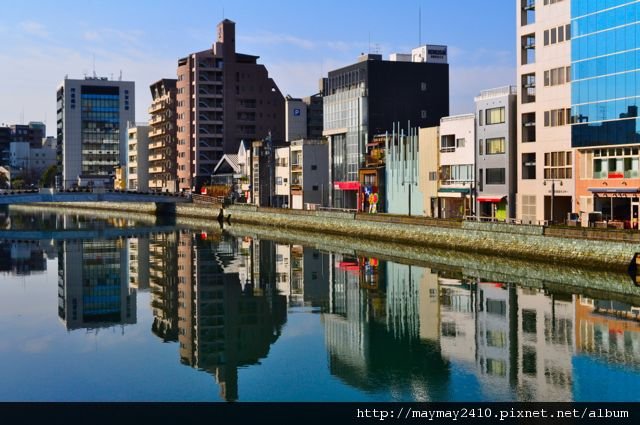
[334,181,360,190]
[477,195,506,203]
[338,261,360,275]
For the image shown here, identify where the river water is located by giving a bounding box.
[1,209,639,402]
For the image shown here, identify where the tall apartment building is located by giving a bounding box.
[176,19,285,193]
[323,47,449,209]
[148,79,178,192]
[475,86,518,219]
[126,123,149,191]
[517,0,573,224]
[56,76,135,189]
[572,1,640,226]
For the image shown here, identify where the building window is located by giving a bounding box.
[478,110,484,126]
[544,108,571,127]
[522,153,536,179]
[486,168,506,185]
[428,171,438,181]
[590,148,639,179]
[486,107,505,125]
[479,139,484,155]
[485,137,506,155]
[421,82,427,91]
[440,135,456,152]
[544,151,573,179]
[311,165,317,170]
[312,185,319,191]
[421,110,427,119]
[276,177,283,185]
[456,138,465,148]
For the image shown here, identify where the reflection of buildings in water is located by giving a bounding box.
[0,241,47,276]
[515,287,574,402]
[323,255,450,401]
[276,244,318,307]
[302,247,330,310]
[475,282,517,400]
[439,278,477,367]
[57,239,136,331]
[128,236,149,291]
[575,296,640,367]
[149,232,179,342]
[178,232,287,401]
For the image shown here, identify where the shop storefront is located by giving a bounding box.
[588,187,640,228]
[477,195,508,220]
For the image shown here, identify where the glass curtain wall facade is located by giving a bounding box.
[572,1,640,147]
[324,87,368,209]
[572,1,640,225]
[80,86,121,177]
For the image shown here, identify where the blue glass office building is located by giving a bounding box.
[572,1,640,224]
[572,1,640,147]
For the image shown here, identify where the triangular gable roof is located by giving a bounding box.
[213,154,240,175]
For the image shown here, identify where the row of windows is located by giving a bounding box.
[543,0,564,5]
[440,164,474,182]
[573,1,640,37]
[573,48,640,82]
[544,66,571,86]
[572,71,639,110]
[573,98,638,126]
[544,108,572,127]
[571,21,640,62]
[573,0,631,19]
[572,117,640,147]
[543,24,571,46]
[478,107,506,126]
[580,147,640,179]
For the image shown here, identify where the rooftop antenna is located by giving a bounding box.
[92,54,97,78]
[119,70,122,81]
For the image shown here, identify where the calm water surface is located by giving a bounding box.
[1,210,640,402]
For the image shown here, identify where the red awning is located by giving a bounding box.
[334,181,360,191]
[477,195,506,203]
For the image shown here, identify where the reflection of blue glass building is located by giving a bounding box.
[572,1,640,223]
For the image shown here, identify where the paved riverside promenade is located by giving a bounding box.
[7,201,640,273]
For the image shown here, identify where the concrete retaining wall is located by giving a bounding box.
[9,201,639,272]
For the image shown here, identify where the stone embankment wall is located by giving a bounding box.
[223,205,637,271]
[10,201,640,271]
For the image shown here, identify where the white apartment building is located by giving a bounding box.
[517,0,574,224]
[438,114,476,218]
[127,123,149,191]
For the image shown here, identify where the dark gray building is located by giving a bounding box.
[475,86,517,219]
[323,47,449,209]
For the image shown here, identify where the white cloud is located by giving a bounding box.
[240,32,316,50]
[19,20,49,38]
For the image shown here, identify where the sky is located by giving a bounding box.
[0,0,516,136]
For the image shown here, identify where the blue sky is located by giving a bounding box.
[0,0,515,136]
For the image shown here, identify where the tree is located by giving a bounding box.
[39,165,57,188]
[0,172,7,189]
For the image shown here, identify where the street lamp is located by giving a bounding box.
[544,179,563,224]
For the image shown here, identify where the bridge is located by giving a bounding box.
[0,189,191,205]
